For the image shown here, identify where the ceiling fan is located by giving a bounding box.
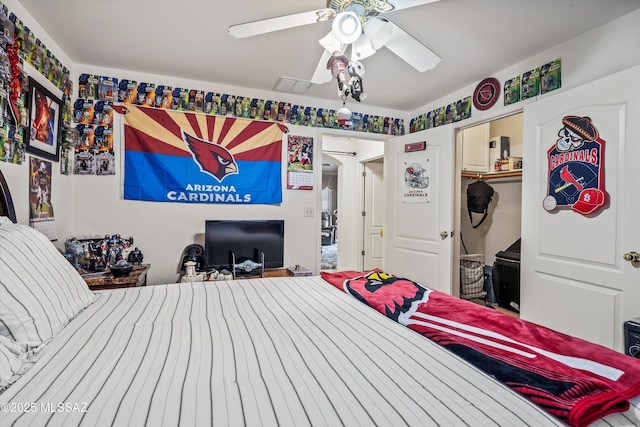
[228,0,441,85]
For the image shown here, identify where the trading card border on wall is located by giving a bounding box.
[504,76,521,106]
[95,150,116,176]
[521,67,540,100]
[118,79,137,104]
[540,58,561,95]
[74,148,95,175]
[98,76,118,103]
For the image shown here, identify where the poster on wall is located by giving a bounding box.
[399,154,431,203]
[26,77,63,162]
[286,134,313,190]
[28,156,57,240]
[543,115,607,216]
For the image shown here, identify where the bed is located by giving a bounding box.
[1,169,640,427]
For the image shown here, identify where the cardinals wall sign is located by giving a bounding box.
[121,106,284,204]
[543,115,607,215]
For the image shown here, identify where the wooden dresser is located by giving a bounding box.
[80,264,150,291]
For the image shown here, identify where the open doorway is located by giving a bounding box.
[457,112,523,315]
[321,158,338,270]
[320,135,384,271]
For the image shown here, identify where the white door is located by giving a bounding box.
[384,125,455,293]
[363,161,384,270]
[521,65,640,351]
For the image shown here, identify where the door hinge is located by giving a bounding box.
[362,211,366,216]
[362,171,366,177]
[361,250,366,256]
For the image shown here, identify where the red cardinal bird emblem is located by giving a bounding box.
[182,131,238,182]
[560,165,583,191]
[345,271,429,323]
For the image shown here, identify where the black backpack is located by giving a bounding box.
[467,179,494,229]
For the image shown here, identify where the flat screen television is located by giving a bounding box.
[204,220,284,272]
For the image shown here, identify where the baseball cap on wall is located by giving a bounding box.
[571,188,606,215]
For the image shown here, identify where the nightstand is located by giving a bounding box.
[80,264,150,291]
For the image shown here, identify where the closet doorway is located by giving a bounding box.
[321,158,338,270]
[457,113,523,314]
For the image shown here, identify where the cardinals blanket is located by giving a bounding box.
[321,270,640,427]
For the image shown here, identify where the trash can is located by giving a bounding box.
[492,239,521,312]
[460,254,486,300]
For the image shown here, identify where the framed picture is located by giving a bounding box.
[26,77,63,162]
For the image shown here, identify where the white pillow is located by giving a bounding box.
[0,336,25,391]
[0,216,13,226]
[0,222,97,347]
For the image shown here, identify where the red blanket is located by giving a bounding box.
[321,270,640,427]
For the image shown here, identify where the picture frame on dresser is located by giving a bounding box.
[25,76,63,162]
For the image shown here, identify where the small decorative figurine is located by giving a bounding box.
[128,247,144,264]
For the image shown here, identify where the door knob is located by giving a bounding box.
[440,231,448,240]
[623,251,640,263]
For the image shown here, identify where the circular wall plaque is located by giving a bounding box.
[473,77,501,111]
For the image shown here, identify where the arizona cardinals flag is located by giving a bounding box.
[121,106,284,204]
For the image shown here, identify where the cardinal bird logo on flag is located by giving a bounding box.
[182,131,238,182]
[121,106,284,204]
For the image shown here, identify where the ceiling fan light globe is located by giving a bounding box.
[364,17,393,50]
[332,11,362,44]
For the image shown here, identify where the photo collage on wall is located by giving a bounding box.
[72,74,116,175]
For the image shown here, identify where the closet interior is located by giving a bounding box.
[458,113,523,316]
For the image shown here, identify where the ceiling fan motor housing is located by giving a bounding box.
[326,0,389,17]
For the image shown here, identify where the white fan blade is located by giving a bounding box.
[310,49,334,84]
[387,0,440,12]
[383,20,441,72]
[229,9,330,38]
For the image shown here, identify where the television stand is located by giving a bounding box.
[234,268,292,280]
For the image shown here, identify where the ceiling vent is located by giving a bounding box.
[273,77,312,94]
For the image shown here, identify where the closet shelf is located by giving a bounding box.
[461,170,522,180]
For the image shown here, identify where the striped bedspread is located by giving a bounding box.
[1,277,569,426]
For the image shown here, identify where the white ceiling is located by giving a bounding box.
[17,0,640,112]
